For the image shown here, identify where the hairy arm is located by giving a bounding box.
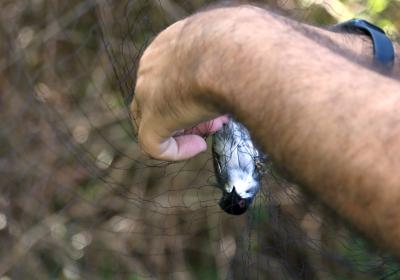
[133,6,400,256]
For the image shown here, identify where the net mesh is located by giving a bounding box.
[1,0,400,279]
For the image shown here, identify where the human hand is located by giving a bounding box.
[132,5,277,161]
[131,8,246,161]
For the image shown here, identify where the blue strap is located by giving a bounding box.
[336,19,395,69]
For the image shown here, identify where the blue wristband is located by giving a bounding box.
[336,19,395,69]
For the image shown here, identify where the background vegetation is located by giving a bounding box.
[1,0,400,279]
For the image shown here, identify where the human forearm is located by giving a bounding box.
[133,5,400,256]
[198,8,400,255]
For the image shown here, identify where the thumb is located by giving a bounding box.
[138,121,208,161]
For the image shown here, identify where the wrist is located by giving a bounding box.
[328,30,374,60]
[320,25,399,75]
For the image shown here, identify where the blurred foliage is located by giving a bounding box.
[0,0,399,280]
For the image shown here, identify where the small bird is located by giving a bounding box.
[212,117,267,215]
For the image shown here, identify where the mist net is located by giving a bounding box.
[1,0,400,279]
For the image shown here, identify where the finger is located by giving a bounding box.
[139,127,207,161]
[160,135,208,161]
[138,113,227,161]
[184,115,229,136]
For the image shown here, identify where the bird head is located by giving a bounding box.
[219,187,254,215]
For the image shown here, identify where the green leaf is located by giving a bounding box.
[368,0,389,13]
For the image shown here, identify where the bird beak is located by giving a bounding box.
[219,187,252,215]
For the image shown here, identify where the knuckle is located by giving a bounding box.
[134,75,145,94]
[138,127,159,159]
